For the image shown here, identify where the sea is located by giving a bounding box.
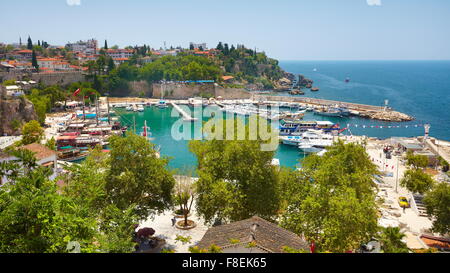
[116,61,450,172]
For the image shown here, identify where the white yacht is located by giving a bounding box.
[298,130,334,154]
[137,105,144,112]
[280,135,304,146]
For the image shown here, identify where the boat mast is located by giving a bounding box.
[106,93,111,125]
[95,94,99,126]
[143,120,147,138]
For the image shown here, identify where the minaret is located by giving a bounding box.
[19,37,22,46]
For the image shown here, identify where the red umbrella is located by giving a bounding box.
[137,227,155,238]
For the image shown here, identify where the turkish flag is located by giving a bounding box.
[73,88,81,96]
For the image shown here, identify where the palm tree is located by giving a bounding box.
[378,227,410,253]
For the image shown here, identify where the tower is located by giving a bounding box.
[424,124,430,140]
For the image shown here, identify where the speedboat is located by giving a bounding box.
[137,105,144,112]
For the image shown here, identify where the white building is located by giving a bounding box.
[5,85,24,97]
[0,143,58,186]
[67,39,98,55]
[106,49,134,59]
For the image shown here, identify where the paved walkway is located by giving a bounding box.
[138,202,210,253]
[366,142,433,244]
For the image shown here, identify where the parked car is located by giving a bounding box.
[398,196,410,208]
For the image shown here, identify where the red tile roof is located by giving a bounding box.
[20,143,56,160]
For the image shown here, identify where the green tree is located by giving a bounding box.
[423,182,450,234]
[405,151,429,169]
[281,141,379,253]
[106,133,175,219]
[62,146,138,252]
[174,174,196,227]
[189,117,280,224]
[216,42,223,51]
[400,169,434,194]
[31,50,39,72]
[21,120,44,145]
[45,137,56,151]
[27,36,33,50]
[378,227,409,253]
[0,162,96,253]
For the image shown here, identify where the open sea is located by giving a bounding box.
[117,61,450,172]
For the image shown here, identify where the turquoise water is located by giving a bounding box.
[117,61,450,171]
[116,106,305,171]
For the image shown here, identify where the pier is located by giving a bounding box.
[252,95,414,122]
[170,102,199,121]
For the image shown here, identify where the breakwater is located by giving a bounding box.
[252,94,414,122]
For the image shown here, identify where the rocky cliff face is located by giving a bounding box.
[0,87,38,136]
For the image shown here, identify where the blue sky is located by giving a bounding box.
[1,0,450,60]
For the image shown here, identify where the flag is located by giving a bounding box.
[73,88,81,96]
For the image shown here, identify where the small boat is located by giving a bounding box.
[57,147,90,162]
[126,105,133,111]
[137,105,144,112]
[157,100,168,109]
[311,87,319,92]
[345,77,350,83]
[313,108,342,117]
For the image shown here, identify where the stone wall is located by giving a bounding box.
[151,83,252,100]
[128,81,152,97]
[31,72,86,86]
[152,83,216,99]
[0,71,86,86]
[214,86,252,99]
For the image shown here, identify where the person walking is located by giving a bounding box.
[171,217,177,226]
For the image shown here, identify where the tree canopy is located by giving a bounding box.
[189,117,280,224]
[281,141,379,252]
[423,182,450,235]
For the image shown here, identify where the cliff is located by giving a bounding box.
[0,86,38,136]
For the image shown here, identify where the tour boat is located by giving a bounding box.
[279,120,340,136]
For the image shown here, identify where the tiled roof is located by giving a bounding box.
[420,234,450,250]
[197,216,309,253]
[20,143,56,160]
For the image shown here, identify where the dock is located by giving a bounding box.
[170,102,199,121]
